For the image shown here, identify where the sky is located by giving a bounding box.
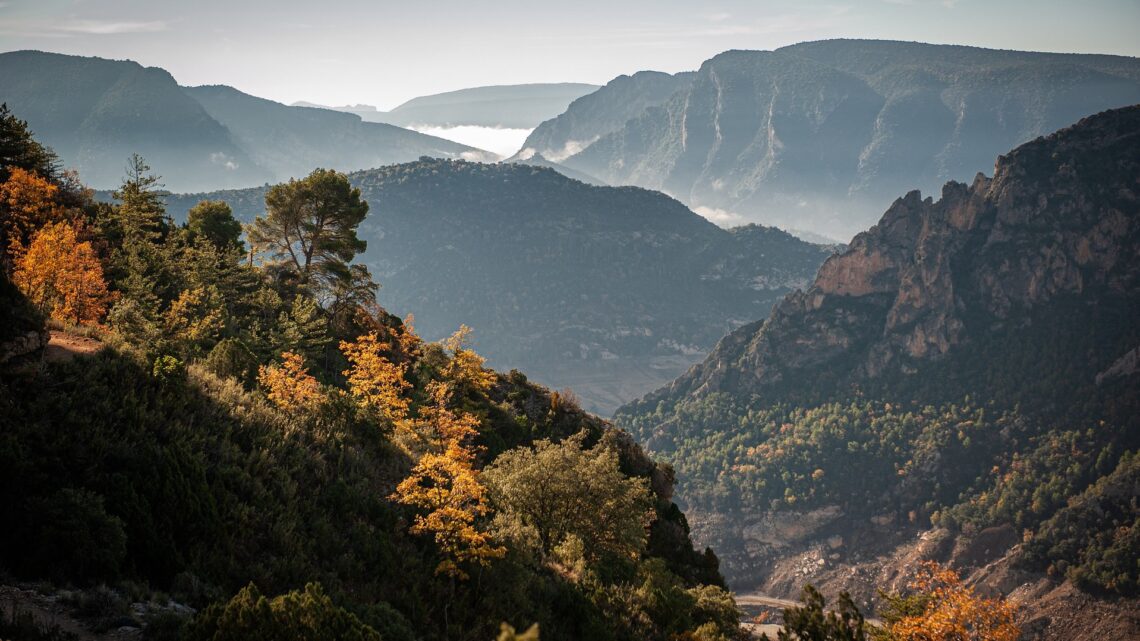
[1,0,1138,109]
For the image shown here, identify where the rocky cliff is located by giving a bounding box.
[632,105,1140,409]
[555,40,1140,240]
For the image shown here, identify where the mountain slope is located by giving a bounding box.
[298,83,600,129]
[0,51,487,191]
[514,70,694,163]
[556,40,1140,240]
[162,160,835,415]
[614,106,1140,637]
[185,85,485,179]
[0,50,269,191]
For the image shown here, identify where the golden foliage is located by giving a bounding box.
[165,286,225,351]
[441,325,496,396]
[886,562,1019,641]
[392,381,505,578]
[1,167,66,259]
[13,220,109,324]
[258,351,323,412]
[340,331,412,422]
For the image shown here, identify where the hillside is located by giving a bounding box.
[162,160,835,415]
[0,109,737,641]
[614,106,1140,639]
[545,40,1140,240]
[0,51,485,191]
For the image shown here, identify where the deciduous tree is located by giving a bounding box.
[13,220,109,324]
[879,562,1019,641]
[258,351,323,412]
[341,331,412,422]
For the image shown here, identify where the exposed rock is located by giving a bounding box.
[0,329,48,364]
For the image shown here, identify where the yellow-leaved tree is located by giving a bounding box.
[392,381,505,578]
[258,351,323,412]
[13,219,109,324]
[341,331,411,423]
[441,325,496,397]
[880,561,1019,641]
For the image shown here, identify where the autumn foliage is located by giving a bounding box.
[1,167,66,259]
[882,562,1019,641]
[341,331,412,422]
[258,351,323,411]
[392,381,505,578]
[13,219,109,324]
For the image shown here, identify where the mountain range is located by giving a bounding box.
[160,160,836,415]
[533,40,1140,240]
[0,50,483,192]
[615,105,1140,639]
[296,83,600,129]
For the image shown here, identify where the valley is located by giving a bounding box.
[1,9,1138,639]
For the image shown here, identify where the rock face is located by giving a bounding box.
[630,105,1140,409]
[514,70,695,163]
[549,40,1140,239]
[0,330,48,363]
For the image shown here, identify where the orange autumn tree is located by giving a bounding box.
[880,561,1019,641]
[13,219,109,324]
[391,381,505,578]
[0,167,67,263]
[441,325,496,397]
[341,331,412,423]
[258,351,323,411]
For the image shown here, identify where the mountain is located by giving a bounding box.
[297,83,601,129]
[0,51,485,191]
[184,85,490,179]
[162,160,836,415]
[547,40,1140,240]
[0,50,268,191]
[614,106,1140,638]
[513,70,695,163]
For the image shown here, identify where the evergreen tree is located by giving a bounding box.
[247,168,368,296]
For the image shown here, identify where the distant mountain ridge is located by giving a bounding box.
[0,50,484,191]
[534,39,1140,240]
[161,159,836,415]
[296,83,600,129]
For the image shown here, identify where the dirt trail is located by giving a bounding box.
[43,329,103,363]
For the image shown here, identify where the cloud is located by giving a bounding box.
[56,20,169,35]
[409,125,534,159]
[694,206,749,227]
[704,12,731,22]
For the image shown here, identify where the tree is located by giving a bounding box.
[482,431,654,563]
[392,382,505,578]
[441,325,496,397]
[878,562,1019,641]
[113,154,169,244]
[13,220,109,324]
[341,331,412,423]
[765,585,867,641]
[0,103,58,184]
[165,285,226,355]
[187,199,243,251]
[246,168,368,294]
[272,294,331,365]
[0,167,66,264]
[258,351,323,412]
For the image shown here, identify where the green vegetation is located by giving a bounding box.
[0,108,739,640]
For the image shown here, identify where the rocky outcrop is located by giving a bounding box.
[0,329,48,364]
[626,105,1140,410]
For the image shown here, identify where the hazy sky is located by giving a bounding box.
[2,0,1138,109]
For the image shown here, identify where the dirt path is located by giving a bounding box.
[43,329,104,363]
[737,591,883,637]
